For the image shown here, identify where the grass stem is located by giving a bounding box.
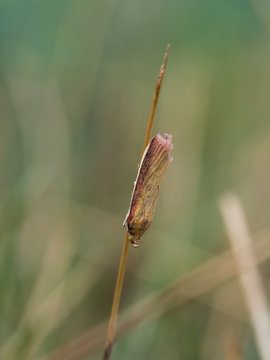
[102,44,170,360]
[103,233,129,360]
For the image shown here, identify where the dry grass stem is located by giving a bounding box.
[46,227,270,360]
[219,193,270,360]
[102,44,170,360]
[141,44,170,156]
[103,232,130,360]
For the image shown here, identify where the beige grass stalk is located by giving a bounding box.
[220,193,270,360]
[102,45,170,360]
[46,226,270,360]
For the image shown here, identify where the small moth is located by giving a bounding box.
[123,133,173,247]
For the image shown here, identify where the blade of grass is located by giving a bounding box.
[141,44,170,156]
[220,193,270,360]
[45,226,270,360]
[103,44,170,360]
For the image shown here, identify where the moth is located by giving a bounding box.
[123,133,173,247]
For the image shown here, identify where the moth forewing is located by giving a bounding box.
[123,140,151,228]
[124,133,173,247]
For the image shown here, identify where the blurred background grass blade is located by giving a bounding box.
[43,227,270,360]
[220,194,270,360]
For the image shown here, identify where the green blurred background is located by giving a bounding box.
[1,0,270,359]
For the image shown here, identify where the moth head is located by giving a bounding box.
[128,233,141,248]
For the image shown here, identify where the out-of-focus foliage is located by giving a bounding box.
[0,0,270,359]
